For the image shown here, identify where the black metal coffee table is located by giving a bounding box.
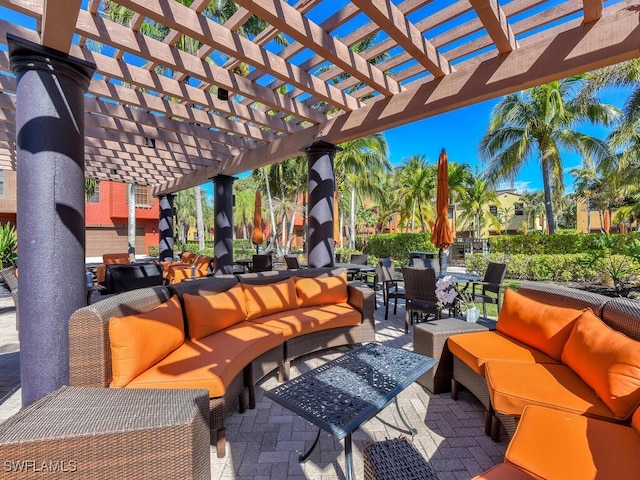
[264,343,435,480]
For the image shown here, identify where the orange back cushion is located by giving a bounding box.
[103,253,130,264]
[496,288,584,360]
[242,277,298,320]
[183,285,247,340]
[632,406,640,433]
[561,309,640,419]
[109,295,184,387]
[181,252,196,263]
[295,273,348,308]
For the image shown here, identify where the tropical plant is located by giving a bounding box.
[397,155,435,233]
[457,174,498,238]
[480,76,618,234]
[0,223,17,268]
[335,133,390,248]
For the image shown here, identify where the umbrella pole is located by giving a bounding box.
[438,247,443,274]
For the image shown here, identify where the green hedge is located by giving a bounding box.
[465,252,640,284]
[358,233,436,262]
[489,232,640,255]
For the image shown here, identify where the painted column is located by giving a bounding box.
[212,175,236,275]
[158,193,175,261]
[301,140,340,268]
[9,34,95,407]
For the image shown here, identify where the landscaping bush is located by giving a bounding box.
[465,253,599,282]
[147,245,159,257]
[489,232,640,255]
[0,223,17,268]
[358,233,436,263]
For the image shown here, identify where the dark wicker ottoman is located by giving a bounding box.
[414,318,492,393]
[0,386,210,479]
[363,436,438,480]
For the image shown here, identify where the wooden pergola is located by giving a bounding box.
[1,0,638,194]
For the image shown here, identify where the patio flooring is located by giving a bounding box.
[0,273,508,479]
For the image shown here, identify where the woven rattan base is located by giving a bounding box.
[414,318,489,393]
[363,437,439,480]
[0,387,211,479]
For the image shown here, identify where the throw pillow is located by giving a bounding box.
[496,288,584,360]
[183,285,247,340]
[242,277,298,320]
[295,273,348,308]
[562,309,640,419]
[109,295,184,387]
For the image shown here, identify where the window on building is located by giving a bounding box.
[489,205,498,216]
[514,203,524,216]
[86,182,100,203]
[0,170,5,197]
[125,185,152,208]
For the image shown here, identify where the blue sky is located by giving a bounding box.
[383,87,631,195]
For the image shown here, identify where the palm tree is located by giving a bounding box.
[397,155,435,233]
[480,77,617,234]
[457,175,499,238]
[335,133,390,248]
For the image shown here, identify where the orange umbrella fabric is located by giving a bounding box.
[603,210,611,235]
[251,190,264,250]
[431,148,454,249]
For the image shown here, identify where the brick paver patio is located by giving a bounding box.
[0,279,507,479]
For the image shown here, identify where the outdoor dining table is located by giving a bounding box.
[264,343,435,480]
[233,258,253,273]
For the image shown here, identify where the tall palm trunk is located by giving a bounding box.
[541,157,556,234]
[194,187,205,251]
[263,170,279,253]
[286,189,300,252]
[127,183,136,259]
[350,186,356,249]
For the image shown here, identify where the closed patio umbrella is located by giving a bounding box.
[251,190,264,253]
[431,148,454,273]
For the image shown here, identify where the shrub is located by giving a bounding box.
[359,233,436,263]
[147,245,159,257]
[465,253,599,282]
[0,223,17,268]
[489,232,640,255]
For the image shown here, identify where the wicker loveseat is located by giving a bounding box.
[68,267,375,458]
[447,281,640,479]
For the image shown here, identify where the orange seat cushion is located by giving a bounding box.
[249,303,361,340]
[448,331,558,376]
[109,296,184,388]
[242,277,298,320]
[183,285,247,340]
[506,405,640,480]
[125,321,284,397]
[496,288,584,360]
[561,309,640,419]
[485,361,617,421]
[294,273,348,308]
[103,253,131,264]
[471,464,534,480]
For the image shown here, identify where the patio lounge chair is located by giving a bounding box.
[250,254,273,272]
[402,266,438,333]
[376,258,405,320]
[465,262,507,317]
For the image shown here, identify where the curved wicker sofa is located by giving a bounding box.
[68,267,375,458]
[448,281,640,479]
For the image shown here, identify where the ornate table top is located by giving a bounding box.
[265,343,435,439]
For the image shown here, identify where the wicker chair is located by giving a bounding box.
[401,266,438,333]
[349,254,370,281]
[377,258,405,320]
[284,254,301,269]
[250,254,273,272]
[466,262,507,317]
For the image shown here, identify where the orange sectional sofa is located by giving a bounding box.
[68,267,375,458]
[448,281,640,479]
